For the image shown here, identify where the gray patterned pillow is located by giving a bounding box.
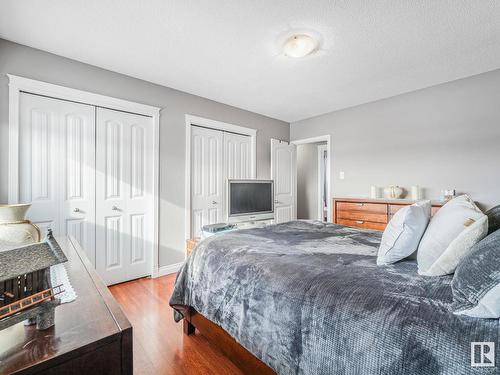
[485,205,500,235]
[452,229,500,318]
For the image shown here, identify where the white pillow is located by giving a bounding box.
[377,201,431,265]
[420,215,488,276]
[417,195,487,276]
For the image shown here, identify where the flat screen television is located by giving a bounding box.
[227,180,274,223]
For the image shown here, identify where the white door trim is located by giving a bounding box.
[7,74,161,278]
[184,114,257,244]
[291,135,332,222]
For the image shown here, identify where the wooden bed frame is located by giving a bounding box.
[180,306,276,375]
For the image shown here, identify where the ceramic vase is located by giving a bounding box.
[0,204,41,246]
[383,186,404,199]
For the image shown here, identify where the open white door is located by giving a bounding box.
[271,139,297,223]
[317,144,329,222]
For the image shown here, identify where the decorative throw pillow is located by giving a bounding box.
[419,215,488,276]
[377,200,431,265]
[485,205,500,235]
[452,229,500,318]
[417,195,487,276]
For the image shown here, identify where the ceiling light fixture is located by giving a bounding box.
[283,34,319,58]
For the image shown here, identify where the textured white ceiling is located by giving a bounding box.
[1,1,500,122]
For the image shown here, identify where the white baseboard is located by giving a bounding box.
[157,262,184,277]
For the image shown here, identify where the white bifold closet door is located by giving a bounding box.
[19,93,96,264]
[18,93,153,286]
[95,108,154,285]
[190,126,252,238]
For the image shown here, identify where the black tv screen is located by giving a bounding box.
[229,181,273,215]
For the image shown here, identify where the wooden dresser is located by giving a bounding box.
[0,237,132,374]
[333,197,443,231]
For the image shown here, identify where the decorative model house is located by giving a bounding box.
[0,230,66,330]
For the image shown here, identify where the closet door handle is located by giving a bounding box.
[212,201,217,205]
[73,208,80,213]
[112,205,120,211]
[356,220,365,224]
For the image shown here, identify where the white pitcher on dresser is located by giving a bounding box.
[0,204,41,247]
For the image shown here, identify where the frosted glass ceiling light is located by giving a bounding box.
[283,34,318,58]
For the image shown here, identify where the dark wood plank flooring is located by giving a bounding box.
[109,274,243,375]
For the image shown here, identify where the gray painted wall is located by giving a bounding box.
[0,39,289,267]
[297,144,318,220]
[291,69,500,211]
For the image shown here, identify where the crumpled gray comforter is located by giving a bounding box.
[170,221,499,375]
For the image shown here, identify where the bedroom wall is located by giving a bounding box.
[296,144,319,220]
[0,38,290,269]
[291,69,500,211]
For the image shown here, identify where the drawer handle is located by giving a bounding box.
[356,220,365,224]
[356,203,364,207]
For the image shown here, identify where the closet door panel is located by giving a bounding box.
[190,126,224,238]
[96,116,126,282]
[61,108,96,264]
[96,108,153,285]
[18,94,96,263]
[126,115,153,278]
[19,96,59,231]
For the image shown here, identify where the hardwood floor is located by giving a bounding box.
[109,274,243,375]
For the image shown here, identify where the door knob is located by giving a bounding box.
[112,205,119,211]
[73,208,80,213]
[274,200,279,204]
[212,201,217,205]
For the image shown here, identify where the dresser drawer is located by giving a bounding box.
[336,210,388,224]
[337,219,386,231]
[389,204,405,215]
[336,202,388,214]
[334,198,443,230]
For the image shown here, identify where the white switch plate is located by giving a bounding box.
[339,171,345,180]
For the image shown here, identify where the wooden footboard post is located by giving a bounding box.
[183,307,195,335]
[183,319,195,335]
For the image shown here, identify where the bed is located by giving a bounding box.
[170,221,500,375]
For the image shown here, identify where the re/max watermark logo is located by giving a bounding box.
[471,342,495,367]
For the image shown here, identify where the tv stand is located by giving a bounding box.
[185,218,274,256]
[232,218,274,230]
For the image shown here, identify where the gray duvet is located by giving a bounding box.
[170,221,499,374]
